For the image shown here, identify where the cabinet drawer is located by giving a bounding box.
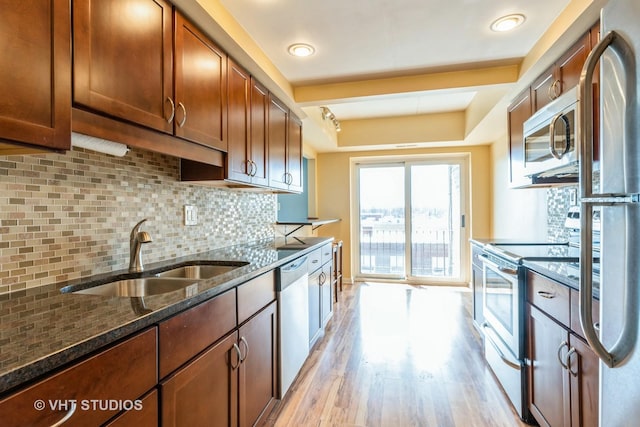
[237,270,275,325]
[0,328,157,427]
[570,291,600,341]
[159,289,236,378]
[527,270,570,327]
[308,248,322,272]
[321,243,334,265]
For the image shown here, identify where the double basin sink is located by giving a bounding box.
[61,261,249,297]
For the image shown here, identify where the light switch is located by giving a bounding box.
[184,205,198,226]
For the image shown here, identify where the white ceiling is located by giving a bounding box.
[218,0,572,135]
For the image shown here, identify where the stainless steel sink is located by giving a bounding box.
[155,264,243,280]
[70,278,200,297]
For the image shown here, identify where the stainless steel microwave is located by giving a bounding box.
[522,88,579,182]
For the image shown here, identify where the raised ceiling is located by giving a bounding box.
[215,0,578,150]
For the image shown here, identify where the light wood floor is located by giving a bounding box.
[265,281,529,427]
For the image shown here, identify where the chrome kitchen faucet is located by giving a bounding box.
[129,219,152,272]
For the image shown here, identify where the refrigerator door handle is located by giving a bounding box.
[579,30,637,368]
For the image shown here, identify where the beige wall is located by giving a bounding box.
[490,134,548,240]
[316,145,491,282]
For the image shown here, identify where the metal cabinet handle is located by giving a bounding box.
[593,322,600,332]
[319,271,326,285]
[566,347,578,377]
[549,112,570,160]
[482,323,521,371]
[231,343,242,369]
[248,160,257,177]
[579,30,636,369]
[50,401,77,427]
[557,341,569,369]
[548,79,561,100]
[239,336,249,362]
[165,97,175,123]
[537,290,555,299]
[177,102,187,127]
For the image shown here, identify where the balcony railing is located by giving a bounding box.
[360,224,456,277]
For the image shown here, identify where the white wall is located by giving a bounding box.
[490,135,549,240]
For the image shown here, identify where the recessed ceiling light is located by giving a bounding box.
[490,14,526,32]
[288,43,315,57]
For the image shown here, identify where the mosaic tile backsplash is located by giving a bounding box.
[547,185,578,242]
[0,148,276,294]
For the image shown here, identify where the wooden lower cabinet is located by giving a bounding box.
[161,332,240,427]
[161,302,277,427]
[0,328,157,427]
[528,304,571,427]
[238,301,277,427]
[105,389,158,427]
[568,336,599,427]
[527,277,599,427]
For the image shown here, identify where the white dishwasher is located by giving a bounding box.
[276,256,309,398]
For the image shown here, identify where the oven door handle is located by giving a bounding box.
[480,254,518,276]
[482,322,522,371]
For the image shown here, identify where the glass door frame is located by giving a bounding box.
[351,154,470,285]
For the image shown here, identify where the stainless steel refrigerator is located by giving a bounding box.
[579,0,640,425]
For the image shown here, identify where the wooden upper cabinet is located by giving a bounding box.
[227,59,251,183]
[268,95,289,190]
[174,13,227,151]
[268,94,303,193]
[532,32,591,112]
[226,60,269,186]
[287,113,304,193]
[73,0,174,134]
[0,0,71,153]
[249,78,270,187]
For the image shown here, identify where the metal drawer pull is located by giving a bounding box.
[594,322,600,332]
[177,102,187,127]
[557,341,569,369]
[50,401,77,427]
[482,322,521,371]
[537,290,555,299]
[165,97,175,123]
[239,336,249,362]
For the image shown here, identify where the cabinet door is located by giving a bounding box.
[227,59,251,184]
[161,332,239,427]
[0,0,70,152]
[531,66,556,112]
[287,113,304,192]
[320,263,333,326]
[268,95,289,190]
[507,87,532,187]
[249,78,269,187]
[73,0,174,134]
[308,270,322,346]
[174,13,227,150]
[528,304,571,427]
[238,302,277,427]
[104,389,158,427]
[569,335,599,427]
[557,33,590,95]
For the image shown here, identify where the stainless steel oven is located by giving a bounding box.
[480,251,529,421]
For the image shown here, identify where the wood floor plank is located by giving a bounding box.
[267,282,528,427]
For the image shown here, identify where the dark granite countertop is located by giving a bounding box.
[523,259,600,299]
[0,237,333,395]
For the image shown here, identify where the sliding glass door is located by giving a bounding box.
[355,157,467,283]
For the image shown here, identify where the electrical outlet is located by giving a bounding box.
[184,205,198,226]
[569,188,578,206]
